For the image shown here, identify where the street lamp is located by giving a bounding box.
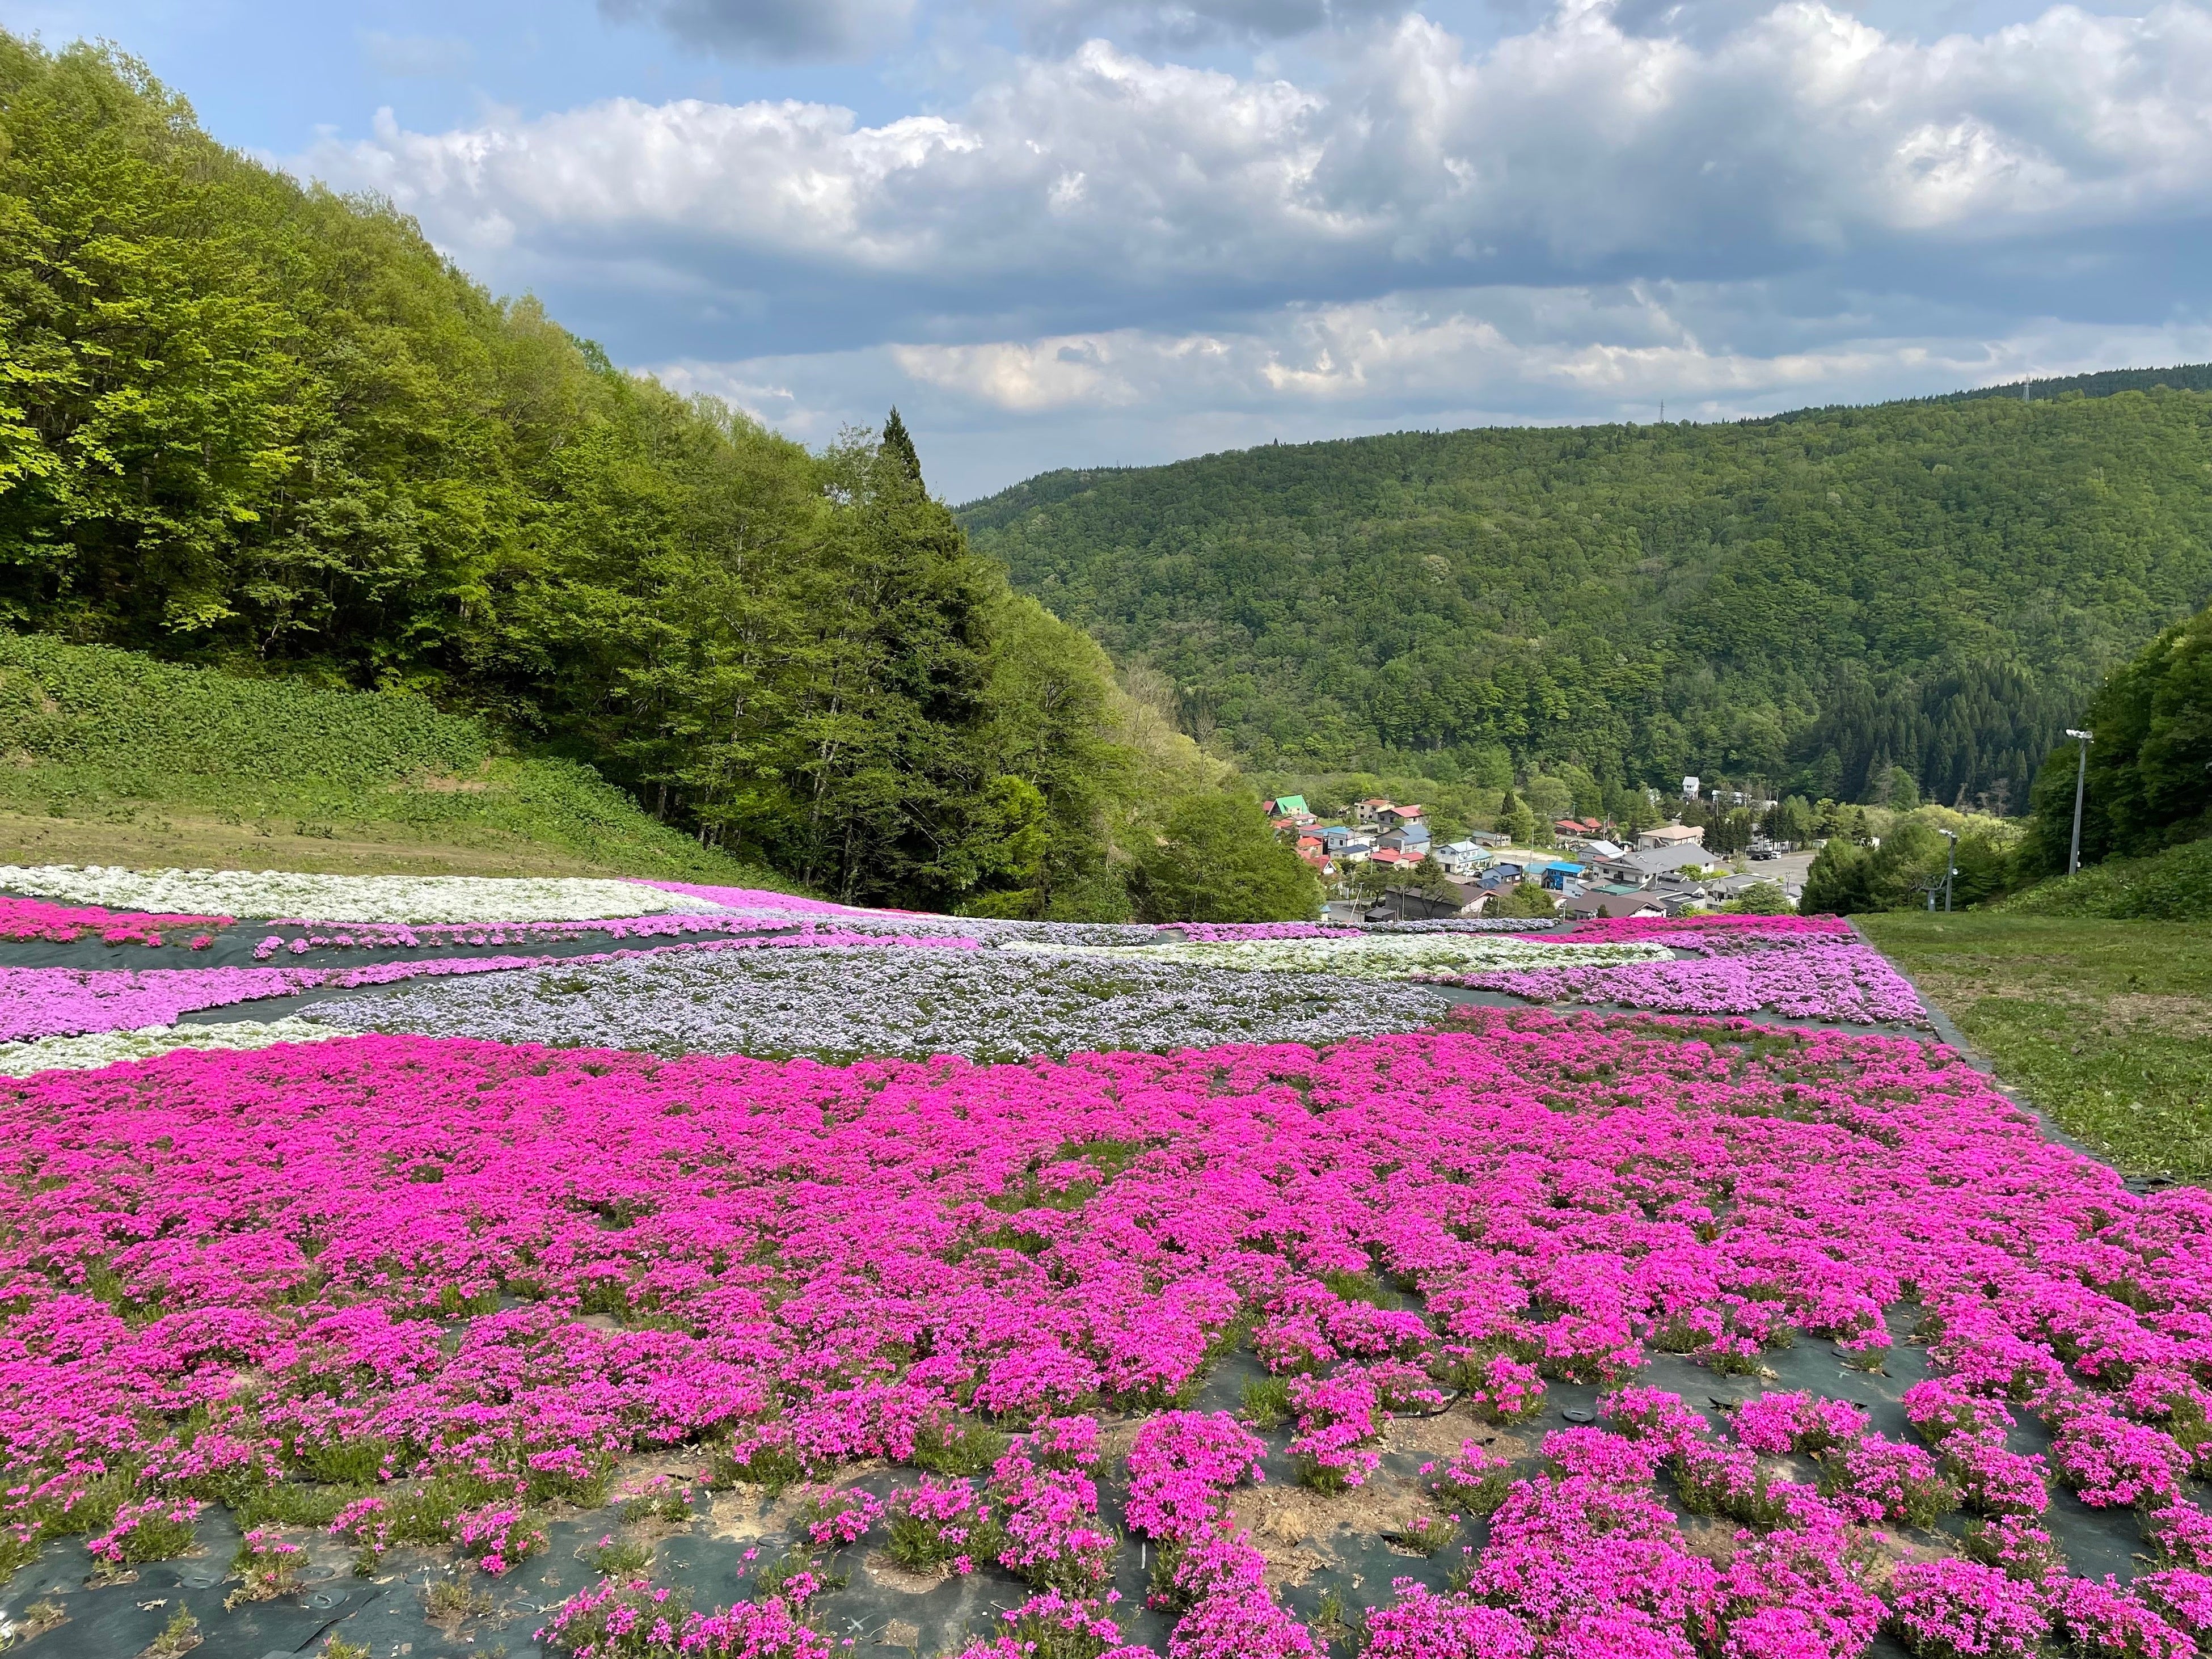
[1938,827,1958,914]
[2065,729,2094,876]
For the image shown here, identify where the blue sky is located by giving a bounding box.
[10,0,2211,500]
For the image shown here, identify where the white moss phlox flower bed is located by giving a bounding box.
[0,1018,345,1077]
[1002,933,1670,980]
[305,945,1456,1062]
[0,866,729,925]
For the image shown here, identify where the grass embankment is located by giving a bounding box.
[0,632,791,884]
[1996,838,2212,921]
[1859,912,2212,1180]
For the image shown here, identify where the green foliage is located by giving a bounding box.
[1493,881,1559,918]
[1718,881,1792,915]
[1240,1376,1293,1428]
[1801,809,2017,915]
[911,1417,1010,1478]
[2003,836,2212,921]
[2025,599,2212,873]
[1127,793,1320,923]
[965,380,2212,807]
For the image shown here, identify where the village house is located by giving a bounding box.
[1594,843,1716,888]
[1637,823,1704,851]
[1434,838,1487,876]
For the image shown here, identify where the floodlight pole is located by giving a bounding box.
[2065,729,2094,876]
[1939,828,1958,914]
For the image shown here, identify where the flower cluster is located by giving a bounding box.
[457,1503,545,1574]
[989,1426,1117,1593]
[1889,1558,2049,1659]
[1124,1412,1267,1542]
[537,1575,828,1657]
[1286,1372,1382,1491]
[885,1476,1002,1575]
[0,964,326,1042]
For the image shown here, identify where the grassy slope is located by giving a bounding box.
[0,632,794,885]
[1859,913,2212,1179]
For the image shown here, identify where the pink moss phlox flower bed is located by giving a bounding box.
[0,964,326,1041]
[251,918,977,960]
[1446,938,1930,1026]
[1560,915,1856,946]
[0,894,231,946]
[629,880,869,917]
[251,913,796,951]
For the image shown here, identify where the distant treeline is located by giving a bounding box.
[965,379,2212,812]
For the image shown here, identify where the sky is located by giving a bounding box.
[9,0,2211,501]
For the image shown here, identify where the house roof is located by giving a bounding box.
[1267,795,1308,816]
[1607,845,1713,876]
[1565,892,1667,919]
[1642,824,1705,846]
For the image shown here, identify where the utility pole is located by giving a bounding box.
[1939,828,1957,913]
[2065,729,2094,876]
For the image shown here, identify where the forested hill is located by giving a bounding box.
[0,32,1324,923]
[961,383,2212,807]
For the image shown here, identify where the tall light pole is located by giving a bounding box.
[2065,729,2094,876]
[1939,827,1958,913]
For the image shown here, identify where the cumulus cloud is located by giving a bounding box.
[596,0,918,61]
[311,4,2212,306]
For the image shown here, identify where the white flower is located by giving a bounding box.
[1000,935,1668,981]
[0,866,727,925]
[304,945,1455,1061]
[0,1019,345,1077]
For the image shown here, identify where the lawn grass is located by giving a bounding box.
[0,630,794,887]
[1858,912,2212,1180]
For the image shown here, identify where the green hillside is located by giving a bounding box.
[0,632,794,880]
[963,383,2212,807]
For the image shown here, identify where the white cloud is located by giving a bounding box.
[306,3,2212,307]
[596,0,919,61]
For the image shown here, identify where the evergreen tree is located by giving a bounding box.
[882,407,922,485]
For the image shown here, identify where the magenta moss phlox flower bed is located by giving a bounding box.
[0,894,231,946]
[2,1007,2207,1654]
